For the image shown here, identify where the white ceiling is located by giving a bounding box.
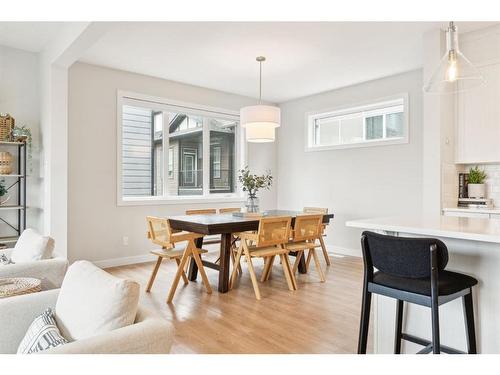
[79,22,497,103]
[0,22,65,52]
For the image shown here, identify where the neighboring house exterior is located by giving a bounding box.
[122,105,235,197]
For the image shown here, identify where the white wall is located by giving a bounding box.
[0,45,42,235]
[277,70,423,255]
[68,62,277,265]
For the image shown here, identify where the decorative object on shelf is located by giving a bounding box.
[424,22,485,94]
[0,151,13,175]
[238,166,273,213]
[11,125,32,173]
[240,56,281,143]
[0,180,9,206]
[0,114,15,141]
[467,166,487,199]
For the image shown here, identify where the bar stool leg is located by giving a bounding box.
[394,299,404,354]
[463,289,477,354]
[431,294,441,354]
[357,287,372,354]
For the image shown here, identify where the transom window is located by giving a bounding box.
[306,95,408,151]
[118,92,243,204]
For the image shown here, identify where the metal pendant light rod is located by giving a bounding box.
[256,56,265,104]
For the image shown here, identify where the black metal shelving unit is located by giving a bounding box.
[0,141,26,246]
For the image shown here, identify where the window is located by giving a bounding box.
[118,92,242,204]
[307,95,408,151]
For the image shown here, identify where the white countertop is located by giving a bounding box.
[346,215,500,243]
[443,207,500,214]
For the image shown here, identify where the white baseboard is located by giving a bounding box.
[94,254,154,269]
[327,244,361,258]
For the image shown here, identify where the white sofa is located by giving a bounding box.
[0,247,68,290]
[0,260,175,354]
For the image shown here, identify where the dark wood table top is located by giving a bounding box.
[169,209,334,235]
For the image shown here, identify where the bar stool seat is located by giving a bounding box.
[373,270,478,297]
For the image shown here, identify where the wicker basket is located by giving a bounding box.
[0,114,14,141]
[0,152,13,174]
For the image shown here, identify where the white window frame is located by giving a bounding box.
[305,93,409,152]
[117,90,245,206]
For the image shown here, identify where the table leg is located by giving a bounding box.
[298,253,307,274]
[188,236,204,281]
[218,233,232,293]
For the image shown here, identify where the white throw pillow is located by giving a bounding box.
[55,260,140,341]
[10,228,55,263]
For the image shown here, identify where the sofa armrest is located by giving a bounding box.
[0,289,60,354]
[43,307,174,354]
[0,258,68,290]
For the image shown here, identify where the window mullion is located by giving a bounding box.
[202,118,210,196]
[163,111,169,198]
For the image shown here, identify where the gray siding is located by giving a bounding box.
[122,105,152,196]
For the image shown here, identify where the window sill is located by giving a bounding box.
[117,195,246,207]
[305,136,408,152]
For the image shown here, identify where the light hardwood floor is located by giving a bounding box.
[106,248,372,353]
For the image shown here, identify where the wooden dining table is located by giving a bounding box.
[168,209,334,293]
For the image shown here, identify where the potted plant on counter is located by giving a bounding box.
[238,166,273,213]
[468,166,487,198]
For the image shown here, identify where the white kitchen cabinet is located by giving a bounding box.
[456,63,500,163]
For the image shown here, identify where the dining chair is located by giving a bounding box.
[303,207,331,266]
[185,208,220,245]
[146,216,212,303]
[218,207,241,214]
[230,216,296,300]
[283,214,325,283]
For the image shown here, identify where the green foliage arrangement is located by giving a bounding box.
[238,166,273,197]
[0,180,7,197]
[468,166,487,184]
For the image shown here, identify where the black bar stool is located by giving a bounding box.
[357,231,478,354]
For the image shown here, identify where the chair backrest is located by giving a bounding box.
[256,216,292,247]
[361,231,449,279]
[185,209,217,215]
[219,207,241,213]
[303,207,328,214]
[293,214,323,241]
[146,216,174,248]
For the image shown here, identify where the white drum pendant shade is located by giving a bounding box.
[244,122,276,143]
[240,105,281,128]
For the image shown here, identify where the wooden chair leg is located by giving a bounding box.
[394,300,404,354]
[292,251,304,274]
[463,289,477,354]
[318,235,331,266]
[280,254,295,291]
[310,249,326,282]
[146,256,163,292]
[283,254,297,290]
[358,286,372,354]
[167,247,192,303]
[175,258,189,285]
[244,246,261,300]
[230,247,242,275]
[261,256,273,282]
[305,249,313,272]
[229,245,244,289]
[264,255,276,281]
[190,243,212,295]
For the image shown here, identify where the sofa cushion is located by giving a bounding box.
[55,260,140,341]
[10,229,55,263]
[17,308,68,354]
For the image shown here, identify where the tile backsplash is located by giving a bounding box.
[462,164,500,207]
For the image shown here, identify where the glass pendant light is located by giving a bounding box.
[424,22,485,94]
[240,56,281,142]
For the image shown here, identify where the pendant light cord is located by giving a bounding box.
[259,59,262,104]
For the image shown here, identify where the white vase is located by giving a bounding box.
[468,183,486,199]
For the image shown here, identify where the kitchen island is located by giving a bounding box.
[346,215,500,354]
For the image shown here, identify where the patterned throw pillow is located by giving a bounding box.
[17,308,68,354]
